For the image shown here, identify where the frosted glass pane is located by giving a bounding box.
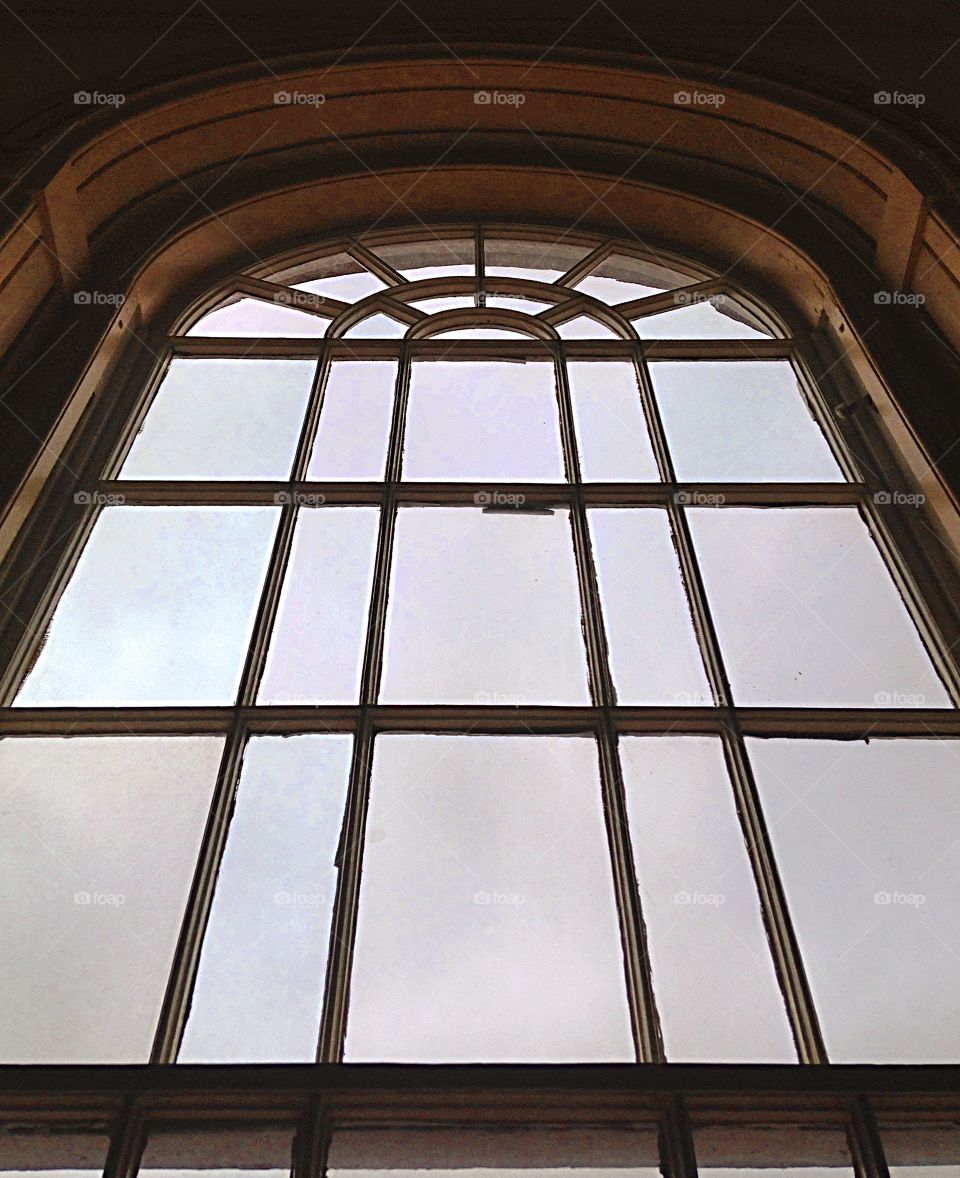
[557,315,619,339]
[0,1127,109,1174]
[329,1127,660,1174]
[687,508,950,707]
[590,510,711,704]
[294,272,385,301]
[345,313,407,338]
[0,735,223,1062]
[345,735,634,1062]
[574,275,663,303]
[187,298,328,337]
[305,361,396,480]
[139,1127,292,1178]
[632,301,771,339]
[882,1122,960,1178]
[568,361,659,481]
[649,361,842,482]
[409,296,475,313]
[120,358,315,480]
[485,237,590,281]
[750,738,960,1062]
[695,1123,853,1174]
[402,361,564,481]
[620,737,795,1061]
[15,507,279,706]
[380,508,590,704]
[178,735,353,1061]
[258,508,379,704]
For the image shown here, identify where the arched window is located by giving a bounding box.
[2,226,959,1083]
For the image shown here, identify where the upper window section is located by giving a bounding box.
[179,229,781,344]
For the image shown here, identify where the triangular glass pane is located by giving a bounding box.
[344,313,409,338]
[556,315,619,339]
[573,275,664,303]
[632,299,773,339]
[186,298,328,337]
[293,271,385,301]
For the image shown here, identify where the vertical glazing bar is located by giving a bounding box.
[553,344,665,1062]
[316,343,412,1060]
[632,343,828,1063]
[848,1096,893,1178]
[475,223,485,307]
[659,1093,699,1178]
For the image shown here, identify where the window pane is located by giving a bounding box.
[568,362,658,480]
[632,300,772,339]
[120,358,315,480]
[380,508,590,704]
[328,1126,661,1175]
[556,315,619,339]
[590,510,711,704]
[687,507,950,707]
[186,298,328,337]
[432,327,531,339]
[0,1126,109,1176]
[620,736,795,1061]
[306,360,396,480]
[0,736,223,1062]
[881,1120,960,1178]
[402,361,564,482]
[749,738,960,1062]
[409,296,475,313]
[258,507,379,703]
[15,507,279,706]
[344,734,634,1062]
[344,313,408,338]
[291,255,386,301]
[138,1127,292,1178]
[485,238,591,282]
[695,1122,854,1175]
[178,734,353,1061]
[374,239,474,279]
[649,361,842,482]
[573,275,663,303]
[484,294,552,314]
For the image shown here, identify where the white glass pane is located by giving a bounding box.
[557,315,619,339]
[178,734,353,1061]
[620,737,795,1061]
[750,738,960,1062]
[345,734,634,1062]
[695,1123,854,1175]
[409,296,475,313]
[590,510,711,704]
[573,275,663,303]
[882,1122,960,1178]
[649,361,842,482]
[484,295,552,314]
[328,1126,661,1175]
[15,507,279,706]
[687,507,950,707]
[258,508,379,704]
[432,327,531,339]
[294,272,385,302]
[0,736,223,1062]
[402,361,564,482]
[374,239,474,279]
[567,361,659,481]
[120,358,315,480]
[305,360,396,480]
[345,313,408,338]
[187,298,328,337]
[380,508,590,704]
[484,266,565,282]
[138,1127,292,1178]
[632,300,772,339]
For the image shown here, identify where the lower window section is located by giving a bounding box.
[343,734,635,1062]
[693,1120,854,1175]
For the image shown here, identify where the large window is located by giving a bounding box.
[2,228,959,1077]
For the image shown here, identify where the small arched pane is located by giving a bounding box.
[431,326,532,339]
[556,315,620,339]
[344,312,408,337]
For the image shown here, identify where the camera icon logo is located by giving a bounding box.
[474,91,492,104]
[873,91,892,104]
[274,91,292,105]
